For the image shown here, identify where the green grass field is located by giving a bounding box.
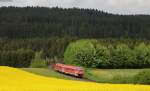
[22,68,150,84]
[21,68,83,81]
[85,69,150,83]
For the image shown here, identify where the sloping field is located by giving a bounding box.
[0,66,150,91]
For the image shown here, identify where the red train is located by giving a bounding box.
[54,63,84,78]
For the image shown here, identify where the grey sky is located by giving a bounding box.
[0,0,150,14]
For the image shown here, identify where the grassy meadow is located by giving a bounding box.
[22,67,150,84]
[85,69,150,83]
[22,68,78,80]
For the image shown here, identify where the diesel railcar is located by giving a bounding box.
[54,63,84,78]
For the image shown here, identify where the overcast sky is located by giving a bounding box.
[0,0,150,15]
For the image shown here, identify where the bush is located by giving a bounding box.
[134,43,150,68]
[30,52,47,68]
[94,44,110,68]
[110,44,135,68]
[64,40,96,65]
[134,70,150,84]
[30,60,47,68]
[64,40,110,68]
[75,49,96,67]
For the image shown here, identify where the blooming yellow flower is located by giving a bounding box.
[0,66,149,91]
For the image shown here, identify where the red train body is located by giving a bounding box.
[54,63,84,78]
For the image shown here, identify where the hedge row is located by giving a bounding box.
[64,40,150,68]
[0,49,35,67]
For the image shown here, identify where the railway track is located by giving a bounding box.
[56,71,95,82]
[57,71,92,82]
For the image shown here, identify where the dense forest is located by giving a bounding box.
[0,7,150,68]
[0,7,150,39]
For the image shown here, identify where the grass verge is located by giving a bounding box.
[22,68,150,84]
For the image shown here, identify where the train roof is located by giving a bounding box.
[56,63,83,70]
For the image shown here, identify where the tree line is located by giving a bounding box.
[0,49,34,67]
[64,40,150,68]
[0,37,77,58]
[0,38,150,68]
[0,37,77,67]
[0,7,150,39]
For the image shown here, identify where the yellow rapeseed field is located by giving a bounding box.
[0,66,150,91]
